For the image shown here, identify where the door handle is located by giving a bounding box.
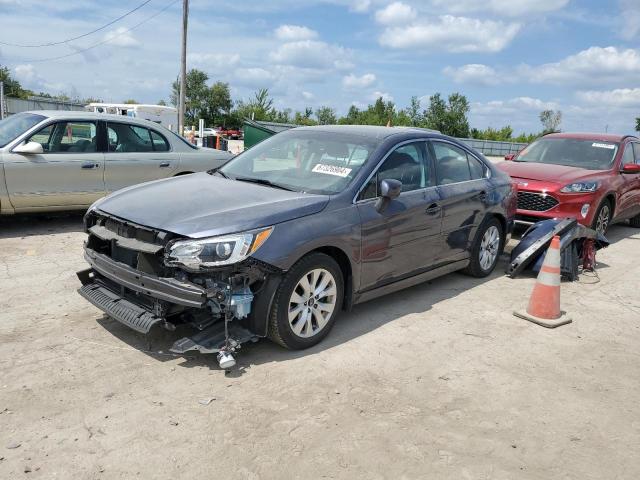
[81,162,99,169]
[478,190,488,201]
[425,203,441,215]
[159,162,171,168]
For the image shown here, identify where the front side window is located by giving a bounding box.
[621,144,635,166]
[219,130,379,194]
[433,142,476,185]
[633,143,640,164]
[28,121,97,153]
[0,112,45,148]
[360,142,431,200]
[515,138,619,170]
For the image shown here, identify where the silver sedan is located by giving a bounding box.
[0,110,233,214]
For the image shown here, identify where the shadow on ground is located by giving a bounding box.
[0,212,85,239]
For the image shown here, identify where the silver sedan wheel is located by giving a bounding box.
[288,268,337,338]
[595,204,610,234]
[479,225,500,271]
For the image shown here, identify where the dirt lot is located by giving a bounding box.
[1,213,639,479]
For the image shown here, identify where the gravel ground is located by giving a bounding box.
[0,213,639,479]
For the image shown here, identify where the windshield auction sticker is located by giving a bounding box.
[592,143,616,149]
[312,164,352,177]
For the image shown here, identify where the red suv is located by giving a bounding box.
[497,133,640,233]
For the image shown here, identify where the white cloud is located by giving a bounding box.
[430,0,569,16]
[519,46,640,85]
[14,64,38,84]
[302,91,315,100]
[187,53,240,73]
[378,15,521,52]
[576,88,640,107]
[233,67,276,88]
[342,73,376,89]
[274,24,318,41]
[102,27,139,48]
[375,2,416,25]
[371,90,393,102]
[443,64,501,85]
[349,0,371,12]
[619,0,640,40]
[269,40,352,70]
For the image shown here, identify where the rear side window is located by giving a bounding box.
[150,130,169,151]
[468,155,487,179]
[433,142,471,184]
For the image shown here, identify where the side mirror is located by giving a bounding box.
[504,153,515,161]
[621,163,640,174]
[13,141,44,155]
[375,178,402,213]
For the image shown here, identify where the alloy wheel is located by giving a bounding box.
[596,205,610,234]
[479,225,500,271]
[288,268,337,338]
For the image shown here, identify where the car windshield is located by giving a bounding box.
[515,138,619,170]
[218,130,379,194]
[0,113,45,148]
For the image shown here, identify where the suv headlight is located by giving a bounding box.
[560,181,599,193]
[165,227,273,270]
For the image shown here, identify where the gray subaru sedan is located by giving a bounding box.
[77,125,516,367]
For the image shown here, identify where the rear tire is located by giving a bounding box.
[268,253,344,350]
[591,199,612,234]
[463,217,504,278]
[630,213,640,228]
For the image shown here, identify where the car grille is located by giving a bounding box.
[517,191,559,212]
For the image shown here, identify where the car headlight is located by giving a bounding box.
[165,227,273,270]
[560,181,599,193]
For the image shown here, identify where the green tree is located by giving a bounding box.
[315,106,337,125]
[539,109,562,133]
[294,108,316,126]
[123,99,139,104]
[423,92,470,137]
[171,69,211,126]
[405,96,422,126]
[635,117,639,133]
[157,99,167,106]
[0,65,32,98]
[205,81,233,126]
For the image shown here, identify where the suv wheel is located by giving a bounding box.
[268,253,344,350]
[592,200,612,234]
[630,213,640,228]
[463,217,504,278]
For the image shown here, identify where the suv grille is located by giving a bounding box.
[517,191,559,212]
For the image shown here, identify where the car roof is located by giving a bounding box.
[544,132,637,142]
[293,124,441,140]
[22,110,167,129]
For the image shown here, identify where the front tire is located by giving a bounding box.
[592,200,612,234]
[464,217,504,278]
[268,253,344,350]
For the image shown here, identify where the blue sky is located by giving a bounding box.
[1,0,639,134]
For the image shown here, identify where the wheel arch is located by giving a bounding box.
[306,246,354,311]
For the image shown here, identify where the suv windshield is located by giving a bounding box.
[515,138,619,170]
[219,130,379,194]
[0,113,45,148]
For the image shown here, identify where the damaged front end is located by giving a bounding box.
[76,210,282,368]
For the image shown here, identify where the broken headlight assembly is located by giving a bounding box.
[165,227,273,271]
[560,181,599,193]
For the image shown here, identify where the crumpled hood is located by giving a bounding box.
[95,172,329,238]
[498,161,608,185]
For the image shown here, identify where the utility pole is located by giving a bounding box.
[0,81,5,120]
[178,0,189,135]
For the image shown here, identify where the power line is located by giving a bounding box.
[0,0,153,48]
[19,0,180,64]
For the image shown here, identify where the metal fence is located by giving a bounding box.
[457,138,527,156]
[4,96,86,116]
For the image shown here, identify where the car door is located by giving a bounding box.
[104,122,176,193]
[356,141,442,292]
[616,142,638,218]
[429,140,491,262]
[3,120,105,209]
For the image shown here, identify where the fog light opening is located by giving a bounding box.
[581,204,590,219]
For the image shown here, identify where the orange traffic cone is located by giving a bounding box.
[513,235,572,328]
